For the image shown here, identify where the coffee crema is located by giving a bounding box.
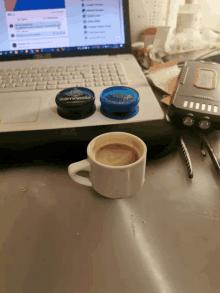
[95,143,139,166]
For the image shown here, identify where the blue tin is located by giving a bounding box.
[100,86,139,120]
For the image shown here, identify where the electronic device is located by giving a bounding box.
[168,60,220,132]
[0,0,178,162]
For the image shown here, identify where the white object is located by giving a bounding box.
[201,29,219,43]
[195,102,200,109]
[189,102,194,108]
[183,100,188,107]
[0,55,164,133]
[131,42,145,51]
[176,4,202,33]
[148,64,181,93]
[68,132,147,199]
[166,28,207,53]
[129,0,183,43]
[153,26,171,51]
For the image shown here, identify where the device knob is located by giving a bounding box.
[198,118,211,130]
[183,115,195,127]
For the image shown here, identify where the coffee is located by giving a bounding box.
[95,143,139,166]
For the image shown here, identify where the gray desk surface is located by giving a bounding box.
[1,131,220,293]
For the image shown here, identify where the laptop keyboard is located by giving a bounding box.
[0,62,129,93]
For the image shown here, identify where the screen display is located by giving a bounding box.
[0,0,125,55]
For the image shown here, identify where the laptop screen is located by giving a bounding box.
[0,0,131,60]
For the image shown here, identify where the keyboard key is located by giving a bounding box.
[85,83,93,87]
[33,77,42,81]
[36,85,47,90]
[101,73,110,77]
[64,76,72,80]
[41,73,50,77]
[52,72,61,76]
[53,76,62,81]
[83,74,93,78]
[47,69,56,72]
[38,69,48,73]
[71,73,82,78]
[103,77,111,81]
[28,70,38,74]
[111,77,119,81]
[103,82,112,86]
[76,67,89,71]
[2,76,12,80]
[57,85,69,90]
[43,77,53,81]
[85,78,93,82]
[5,83,15,88]
[120,78,129,84]
[120,80,129,85]
[61,72,70,76]
[112,81,121,85]
[32,73,41,77]
[27,82,37,86]
[10,71,19,75]
[93,74,101,78]
[66,68,75,72]
[71,78,83,83]
[117,72,125,76]
[48,80,57,85]
[0,86,35,92]
[15,82,26,87]
[23,78,32,82]
[95,78,102,82]
[95,82,103,86]
[62,83,77,88]
[37,81,47,85]
[80,71,91,76]
[47,85,57,90]
[58,80,67,84]
[13,80,23,84]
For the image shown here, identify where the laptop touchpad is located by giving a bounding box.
[0,95,41,124]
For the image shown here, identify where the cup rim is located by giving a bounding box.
[87,132,147,169]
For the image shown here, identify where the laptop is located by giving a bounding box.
[0,0,164,145]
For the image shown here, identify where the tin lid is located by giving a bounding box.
[100,86,139,119]
[56,87,95,109]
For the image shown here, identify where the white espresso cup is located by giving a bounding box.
[68,132,147,199]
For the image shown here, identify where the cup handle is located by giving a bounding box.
[68,159,92,187]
